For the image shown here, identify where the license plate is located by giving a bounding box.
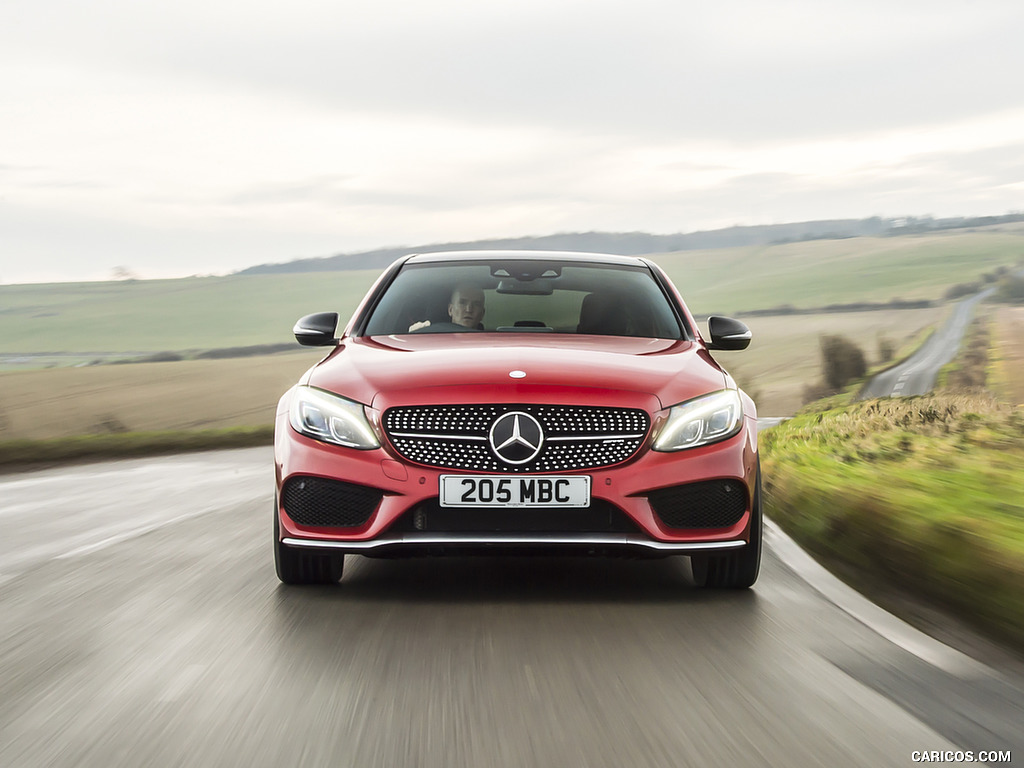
[439,475,591,508]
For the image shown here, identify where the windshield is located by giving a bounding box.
[362,259,684,339]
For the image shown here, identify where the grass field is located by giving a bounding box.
[650,224,1024,314]
[0,307,945,441]
[0,270,382,356]
[991,306,1024,406]
[2,224,1021,357]
[0,350,324,440]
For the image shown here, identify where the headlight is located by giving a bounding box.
[653,389,743,451]
[288,387,380,449]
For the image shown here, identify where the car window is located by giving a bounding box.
[361,260,684,339]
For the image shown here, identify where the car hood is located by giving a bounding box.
[306,334,728,412]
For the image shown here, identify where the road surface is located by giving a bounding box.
[859,289,995,399]
[0,445,1021,767]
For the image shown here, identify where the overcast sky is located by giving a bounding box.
[2,0,1023,284]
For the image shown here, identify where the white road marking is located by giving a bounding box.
[766,519,994,680]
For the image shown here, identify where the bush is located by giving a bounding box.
[109,351,183,364]
[820,335,867,391]
[983,266,1010,283]
[141,351,185,363]
[196,343,297,359]
[995,274,1024,303]
[801,380,834,405]
[877,336,895,365]
[944,282,982,300]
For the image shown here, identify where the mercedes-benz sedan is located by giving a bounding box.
[274,251,760,587]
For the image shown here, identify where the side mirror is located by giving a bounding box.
[293,312,339,346]
[706,316,751,351]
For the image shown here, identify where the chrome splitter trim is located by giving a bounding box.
[282,534,746,553]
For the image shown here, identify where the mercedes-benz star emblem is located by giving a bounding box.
[489,411,544,465]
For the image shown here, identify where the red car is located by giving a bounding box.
[274,251,760,587]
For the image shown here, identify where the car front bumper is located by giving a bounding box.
[275,407,759,558]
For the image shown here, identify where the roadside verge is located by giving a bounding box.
[0,426,273,470]
[760,392,1024,649]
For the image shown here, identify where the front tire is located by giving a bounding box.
[274,500,345,585]
[691,461,762,589]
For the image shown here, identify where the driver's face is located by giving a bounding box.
[448,287,485,328]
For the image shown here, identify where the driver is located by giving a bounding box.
[409,284,485,331]
[448,284,485,328]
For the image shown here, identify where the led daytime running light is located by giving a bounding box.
[289,387,379,449]
[653,390,742,451]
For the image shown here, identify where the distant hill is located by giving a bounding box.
[235,213,1024,275]
[6,222,1022,357]
[237,219,884,275]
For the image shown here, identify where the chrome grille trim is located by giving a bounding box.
[389,432,488,441]
[546,434,646,442]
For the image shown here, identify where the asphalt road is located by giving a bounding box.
[859,289,995,399]
[1,446,1021,767]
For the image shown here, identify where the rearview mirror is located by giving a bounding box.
[495,278,554,295]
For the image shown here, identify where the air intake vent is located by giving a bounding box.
[648,480,747,529]
[282,476,382,528]
[389,499,642,534]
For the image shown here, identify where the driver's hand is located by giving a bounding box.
[408,320,431,331]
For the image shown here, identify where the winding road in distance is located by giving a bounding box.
[859,288,996,399]
[1,440,1021,767]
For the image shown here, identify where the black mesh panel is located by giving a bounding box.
[389,499,642,534]
[647,480,747,529]
[282,476,382,528]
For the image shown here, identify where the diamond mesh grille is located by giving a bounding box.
[382,404,649,472]
[647,479,748,529]
[282,476,382,528]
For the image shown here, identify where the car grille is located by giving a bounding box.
[382,404,650,472]
[389,499,643,533]
[281,476,382,528]
[647,479,747,529]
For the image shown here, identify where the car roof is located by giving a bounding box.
[404,250,649,267]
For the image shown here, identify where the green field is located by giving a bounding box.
[2,224,1022,356]
[0,350,323,440]
[651,225,1024,313]
[0,270,382,356]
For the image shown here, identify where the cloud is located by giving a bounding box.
[5,0,1024,142]
[2,0,1024,283]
